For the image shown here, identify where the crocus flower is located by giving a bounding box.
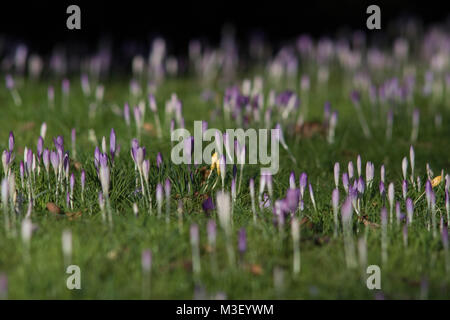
[156,183,163,217]
[207,219,216,249]
[388,182,395,223]
[380,165,385,183]
[99,153,110,197]
[202,196,215,215]
[124,103,130,126]
[37,136,44,160]
[8,132,14,152]
[342,173,349,193]
[285,188,300,213]
[156,152,163,169]
[309,183,317,211]
[348,161,354,180]
[238,228,247,255]
[406,198,414,223]
[402,157,408,180]
[357,155,362,177]
[289,172,296,189]
[366,162,374,187]
[334,162,340,188]
[110,128,116,162]
[299,173,307,198]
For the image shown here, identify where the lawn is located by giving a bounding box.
[0,34,450,299]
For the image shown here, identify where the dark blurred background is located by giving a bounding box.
[0,0,449,54]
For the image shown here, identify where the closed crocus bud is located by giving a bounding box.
[446,190,449,218]
[402,157,408,180]
[155,152,163,169]
[425,180,432,208]
[2,150,10,173]
[238,228,247,254]
[289,172,296,189]
[219,154,226,182]
[71,128,76,145]
[99,154,110,196]
[402,180,408,199]
[124,103,130,126]
[348,161,354,180]
[164,178,171,197]
[19,161,25,181]
[156,183,163,209]
[366,162,374,187]
[406,198,414,223]
[379,181,385,198]
[342,173,349,193]
[101,136,107,154]
[299,173,307,198]
[40,123,47,140]
[81,169,85,191]
[380,165,385,183]
[70,173,75,192]
[42,149,50,172]
[26,149,33,174]
[142,160,150,182]
[334,162,340,188]
[216,191,231,235]
[8,131,14,152]
[37,136,44,160]
[388,183,395,208]
[110,128,116,162]
[332,188,339,212]
[50,151,59,174]
[357,177,365,195]
[409,145,415,176]
[357,155,362,177]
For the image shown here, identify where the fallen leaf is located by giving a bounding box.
[358,215,380,228]
[143,122,156,135]
[46,202,63,215]
[431,175,442,188]
[65,211,82,220]
[248,264,263,276]
[295,121,325,138]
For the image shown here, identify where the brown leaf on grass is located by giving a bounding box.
[65,211,82,220]
[294,121,325,138]
[358,215,380,228]
[143,122,156,135]
[247,264,263,276]
[300,216,314,229]
[46,202,63,215]
[72,160,83,171]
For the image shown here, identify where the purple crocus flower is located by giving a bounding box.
[156,152,163,169]
[50,151,59,174]
[425,180,432,208]
[43,148,50,173]
[285,188,300,213]
[406,198,414,223]
[124,103,130,126]
[289,171,296,189]
[341,196,353,224]
[299,173,307,198]
[8,132,14,152]
[238,228,247,254]
[81,169,86,191]
[110,128,116,162]
[380,207,388,226]
[334,162,340,188]
[348,161,354,180]
[99,153,110,196]
[342,173,349,193]
[70,173,75,192]
[37,136,44,160]
[402,180,408,199]
[202,196,215,215]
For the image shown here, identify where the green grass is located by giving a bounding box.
[0,71,449,299]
